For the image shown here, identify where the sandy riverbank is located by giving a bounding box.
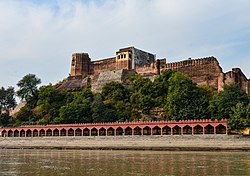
[0,135,249,151]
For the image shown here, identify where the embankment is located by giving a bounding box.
[0,135,249,151]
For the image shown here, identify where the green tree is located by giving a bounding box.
[165,72,211,120]
[58,98,92,124]
[0,86,16,112]
[57,88,93,124]
[129,76,155,114]
[92,94,117,122]
[228,102,250,130]
[37,85,70,124]
[0,113,13,127]
[102,82,129,102]
[72,88,93,104]
[102,82,131,121]
[15,105,34,125]
[152,70,175,107]
[16,74,41,101]
[209,83,249,120]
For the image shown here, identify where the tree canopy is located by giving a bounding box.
[0,86,16,110]
[16,74,41,101]
[164,72,212,120]
[209,83,249,120]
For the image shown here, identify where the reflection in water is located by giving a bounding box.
[0,149,249,176]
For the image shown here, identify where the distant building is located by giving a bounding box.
[58,46,249,93]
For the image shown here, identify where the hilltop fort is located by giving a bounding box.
[58,47,249,93]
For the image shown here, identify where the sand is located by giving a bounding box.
[0,135,249,151]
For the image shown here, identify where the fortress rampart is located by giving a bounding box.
[59,46,249,93]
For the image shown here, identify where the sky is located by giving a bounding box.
[0,0,250,89]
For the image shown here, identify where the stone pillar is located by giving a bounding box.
[141,129,143,136]
[214,127,216,134]
[171,128,173,135]
[132,128,134,136]
[160,128,163,136]
[192,127,194,135]
[181,128,183,135]
[106,129,108,136]
[203,127,205,135]
[151,128,153,136]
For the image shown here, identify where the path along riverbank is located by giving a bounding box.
[0,135,249,151]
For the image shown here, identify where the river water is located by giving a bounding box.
[0,149,249,176]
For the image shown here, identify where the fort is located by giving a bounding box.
[58,46,249,93]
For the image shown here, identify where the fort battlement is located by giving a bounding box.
[58,47,249,94]
[164,57,218,69]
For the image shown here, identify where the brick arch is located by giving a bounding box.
[216,124,226,134]
[83,128,90,136]
[143,126,151,135]
[116,127,123,136]
[205,124,214,134]
[152,126,161,135]
[60,128,66,136]
[162,125,171,135]
[20,129,25,137]
[1,130,7,137]
[68,128,74,136]
[75,128,82,136]
[8,130,13,137]
[99,127,106,136]
[134,126,142,135]
[14,129,19,137]
[91,128,98,136]
[46,129,52,136]
[194,125,203,134]
[53,128,59,136]
[26,129,32,137]
[125,126,132,135]
[33,129,38,137]
[39,129,45,137]
[173,125,181,135]
[107,127,115,136]
[183,125,192,135]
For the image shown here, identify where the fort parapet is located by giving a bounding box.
[58,46,249,93]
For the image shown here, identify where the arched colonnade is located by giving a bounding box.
[0,119,227,137]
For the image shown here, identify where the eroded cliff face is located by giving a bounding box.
[58,47,249,93]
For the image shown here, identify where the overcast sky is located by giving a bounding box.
[0,0,250,89]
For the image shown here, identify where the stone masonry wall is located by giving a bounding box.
[163,57,223,89]
[89,57,116,75]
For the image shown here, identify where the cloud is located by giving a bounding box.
[0,0,250,88]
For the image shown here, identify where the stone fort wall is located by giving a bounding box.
[159,57,223,90]
[60,47,249,94]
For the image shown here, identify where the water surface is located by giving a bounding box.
[0,149,249,176]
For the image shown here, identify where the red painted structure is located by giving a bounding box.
[0,119,227,137]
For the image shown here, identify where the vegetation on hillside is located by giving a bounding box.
[0,70,249,131]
